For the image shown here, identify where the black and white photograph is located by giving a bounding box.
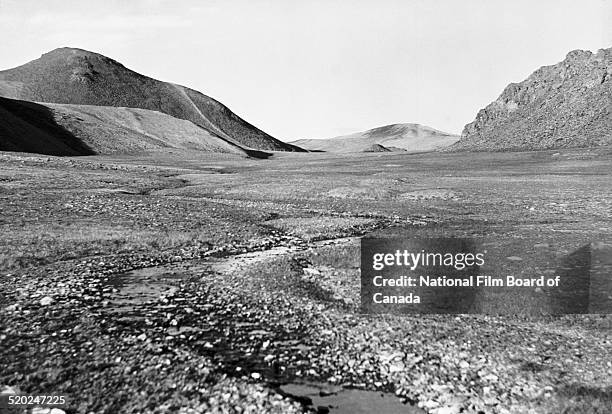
[0,1,611,413]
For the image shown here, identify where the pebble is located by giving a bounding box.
[303,268,321,277]
[0,385,19,395]
[39,296,54,306]
[32,409,66,414]
[432,405,462,414]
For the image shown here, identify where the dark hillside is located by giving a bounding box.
[0,97,94,155]
[0,97,261,157]
[0,47,304,152]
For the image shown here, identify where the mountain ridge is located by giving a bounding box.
[0,47,305,153]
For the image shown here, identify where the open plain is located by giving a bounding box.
[1,147,611,414]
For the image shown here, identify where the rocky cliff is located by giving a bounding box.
[451,48,612,151]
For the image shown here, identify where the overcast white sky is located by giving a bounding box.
[0,0,610,140]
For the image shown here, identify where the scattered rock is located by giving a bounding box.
[39,296,54,306]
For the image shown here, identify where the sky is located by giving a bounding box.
[0,0,610,141]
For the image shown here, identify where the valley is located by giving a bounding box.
[1,147,611,413]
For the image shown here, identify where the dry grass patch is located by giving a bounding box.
[0,225,212,271]
[264,217,376,241]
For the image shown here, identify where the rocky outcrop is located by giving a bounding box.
[451,48,612,151]
[362,143,392,152]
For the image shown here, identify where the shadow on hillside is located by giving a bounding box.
[0,96,96,156]
[243,148,273,159]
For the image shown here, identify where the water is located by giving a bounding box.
[279,383,424,414]
[103,267,183,312]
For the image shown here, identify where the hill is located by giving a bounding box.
[291,123,459,153]
[0,47,304,152]
[0,96,254,156]
[450,48,612,151]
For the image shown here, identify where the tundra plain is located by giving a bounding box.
[1,147,611,414]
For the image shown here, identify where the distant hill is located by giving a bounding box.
[363,143,392,152]
[450,47,612,151]
[0,47,304,152]
[291,123,459,153]
[0,96,253,156]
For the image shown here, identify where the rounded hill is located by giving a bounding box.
[0,47,305,152]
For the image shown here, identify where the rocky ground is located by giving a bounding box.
[1,148,611,413]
